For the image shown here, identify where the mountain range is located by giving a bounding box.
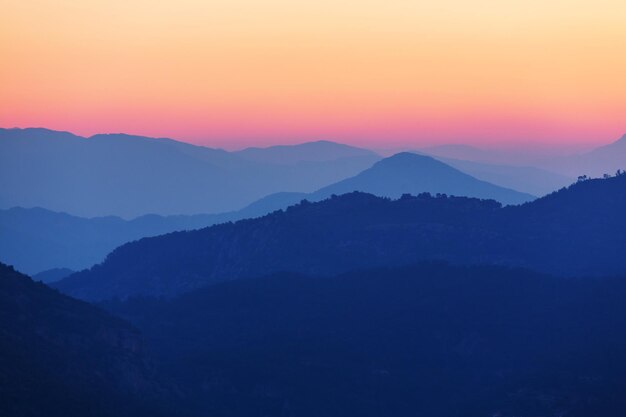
[4,126,626,417]
[1,152,535,275]
[535,133,626,177]
[4,127,604,220]
[421,134,626,179]
[427,155,573,196]
[0,128,379,218]
[55,173,626,301]
[220,152,536,216]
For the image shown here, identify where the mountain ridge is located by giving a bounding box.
[54,174,626,301]
[0,127,379,217]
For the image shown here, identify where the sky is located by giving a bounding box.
[1,0,625,150]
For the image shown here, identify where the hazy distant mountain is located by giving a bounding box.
[0,128,378,218]
[104,263,626,417]
[1,150,535,276]
[0,206,229,275]
[420,143,593,166]
[420,144,495,161]
[0,263,168,417]
[312,152,535,204]
[55,174,626,301]
[538,133,626,177]
[420,144,540,165]
[234,140,379,164]
[429,155,573,196]
[1,195,328,275]
[32,267,75,283]
[248,152,535,210]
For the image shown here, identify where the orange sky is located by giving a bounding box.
[1,0,625,149]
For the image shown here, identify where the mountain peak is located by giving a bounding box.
[234,140,379,164]
[312,151,534,205]
[370,152,457,173]
[379,151,436,163]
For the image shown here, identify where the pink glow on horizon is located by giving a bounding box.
[2,105,623,151]
[2,0,625,150]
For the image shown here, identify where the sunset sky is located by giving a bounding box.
[1,0,625,149]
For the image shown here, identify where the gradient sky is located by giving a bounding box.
[1,0,625,149]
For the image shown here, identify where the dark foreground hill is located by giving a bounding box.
[0,263,172,417]
[104,263,626,417]
[56,174,626,301]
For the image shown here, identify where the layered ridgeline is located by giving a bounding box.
[536,133,626,177]
[0,207,225,275]
[103,263,626,417]
[222,152,536,215]
[418,133,626,180]
[2,152,535,275]
[424,155,573,196]
[417,134,626,183]
[0,263,173,417]
[0,128,379,218]
[56,174,626,301]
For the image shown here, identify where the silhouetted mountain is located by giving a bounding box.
[103,263,626,417]
[234,140,379,164]
[55,174,626,301]
[32,267,75,283]
[0,128,378,217]
[0,263,171,417]
[539,133,626,177]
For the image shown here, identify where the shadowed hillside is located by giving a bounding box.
[0,263,173,417]
[103,263,626,417]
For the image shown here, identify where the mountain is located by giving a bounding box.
[0,206,228,275]
[103,263,626,417]
[419,143,588,166]
[0,191,331,276]
[55,173,626,301]
[32,267,75,283]
[428,156,573,196]
[0,152,533,275]
[538,133,626,177]
[420,144,497,162]
[311,152,535,204]
[242,152,536,212]
[234,140,379,164]
[0,128,378,218]
[0,263,172,417]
